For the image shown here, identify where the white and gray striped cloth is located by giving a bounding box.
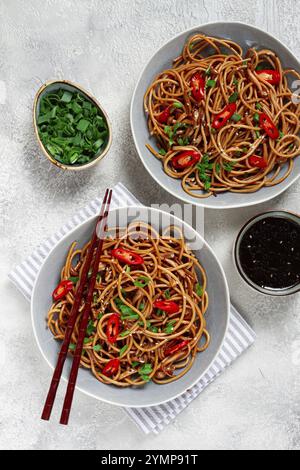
[8,182,256,434]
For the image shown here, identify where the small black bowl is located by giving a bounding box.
[234,211,300,296]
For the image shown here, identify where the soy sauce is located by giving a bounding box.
[239,216,300,290]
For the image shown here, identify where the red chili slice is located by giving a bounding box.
[154,300,180,314]
[212,103,237,129]
[171,150,201,170]
[102,359,120,377]
[156,106,171,124]
[52,280,73,302]
[259,113,279,140]
[190,72,205,101]
[165,340,189,357]
[249,155,268,169]
[106,314,121,344]
[112,248,144,266]
[256,70,280,85]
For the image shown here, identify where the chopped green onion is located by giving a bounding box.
[164,320,176,334]
[196,283,203,297]
[159,148,167,156]
[206,79,216,88]
[173,101,184,108]
[120,330,130,337]
[164,289,171,299]
[139,363,153,375]
[134,276,150,288]
[232,113,242,122]
[253,113,260,123]
[69,276,79,284]
[256,103,262,110]
[93,344,102,352]
[69,343,76,351]
[86,320,96,336]
[37,88,109,166]
[229,92,239,103]
[119,345,128,357]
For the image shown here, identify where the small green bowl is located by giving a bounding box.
[33,80,112,171]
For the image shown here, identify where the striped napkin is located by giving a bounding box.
[8,182,256,434]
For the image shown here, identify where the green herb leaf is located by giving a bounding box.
[69,276,79,284]
[256,103,262,110]
[69,343,76,351]
[93,344,102,352]
[132,361,140,368]
[83,337,90,344]
[159,148,167,156]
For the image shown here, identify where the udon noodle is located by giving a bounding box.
[144,34,300,198]
[47,223,209,387]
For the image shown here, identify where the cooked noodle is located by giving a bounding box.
[47,222,209,387]
[144,34,300,198]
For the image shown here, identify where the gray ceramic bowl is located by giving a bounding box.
[31,206,230,408]
[131,22,300,209]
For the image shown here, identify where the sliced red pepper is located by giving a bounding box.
[106,314,121,344]
[102,359,120,377]
[249,155,268,169]
[165,340,189,357]
[171,151,201,170]
[256,70,280,85]
[212,103,237,129]
[52,280,73,302]
[190,72,205,101]
[259,113,279,140]
[156,106,171,124]
[112,248,144,266]
[154,300,180,314]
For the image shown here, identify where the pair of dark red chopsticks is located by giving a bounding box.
[41,189,113,425]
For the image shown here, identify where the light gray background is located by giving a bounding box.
[0,0,299,451]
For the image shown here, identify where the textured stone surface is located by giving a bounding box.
[0,0,300,450]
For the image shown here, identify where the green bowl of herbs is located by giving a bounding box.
[34,80,112,170]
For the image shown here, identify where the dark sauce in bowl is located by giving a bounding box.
[238,216,300,292]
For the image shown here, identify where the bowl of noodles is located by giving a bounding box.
[31,206,229,408]
[131,22,300,209]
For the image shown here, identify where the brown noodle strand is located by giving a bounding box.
[144,34,300,198]
[47,223,209,387]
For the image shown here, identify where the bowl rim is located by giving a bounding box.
[130,21,300,209]
[33,79,113,171]
[30,205,230,408]
[234,210,300,296]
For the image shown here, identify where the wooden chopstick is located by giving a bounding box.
[59,189,112,425]
[41,189,112,422]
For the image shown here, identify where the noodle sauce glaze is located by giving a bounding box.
[238,216,300,291]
